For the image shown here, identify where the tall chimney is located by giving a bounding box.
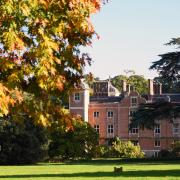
[148,79,154,95]
[159,83,162,95]
[126,84,131,93]
[154,83,162,95]
[122,80,127,92]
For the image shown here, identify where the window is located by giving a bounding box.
[94,125,99,133]
[107,111,113,118]
[154,151,159,158]
[131,140,139,146]
[94,112,99,118]
[131,97,138,107]
[173,124,179,134]
[130,126,139,134]
[107,124,113,134]
[154,124,160,134]
[74,93,80,101]
[154,140,160,147]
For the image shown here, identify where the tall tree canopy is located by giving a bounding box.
[0,0,103,125]
[150,38,180,82]
[154,76,180,93]
[130,38,180,129]
[110,74,148,95]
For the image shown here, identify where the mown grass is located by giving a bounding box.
[0,159,180,180]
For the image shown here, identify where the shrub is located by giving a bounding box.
[112,138,144,158]
[95,137,144,159]
[171,141,180,157]
[94,145,114,158]
[159,149,172,158]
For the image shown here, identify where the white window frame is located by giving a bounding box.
[107,124,114,134]
[131,126,139,134]
[94,125,99,133]
[154,124,160,134]
[107,111,113,118]
[94,111,99,118]
[74,93,80,101]
[154,151,159,158]
[154,140,161,147]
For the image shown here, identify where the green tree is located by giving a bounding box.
[154,77,180,93]
[110,75,127,92]
[0,116,48,165]
[128,75,148,94]
[110,74,148,94]
[48,116,99,160]
[0,0,102,125]
[150,38,180,82]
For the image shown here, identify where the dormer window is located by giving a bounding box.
[74,93,80,101]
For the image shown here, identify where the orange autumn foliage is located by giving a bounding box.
[0,0,104,125]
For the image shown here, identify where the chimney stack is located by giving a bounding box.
[148,79,162,95]
[122,80,127,92]
[148,79,154,96]
[126,84,131,93]
[154,83,162,95]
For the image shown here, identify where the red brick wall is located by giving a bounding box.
[70,89,179,157]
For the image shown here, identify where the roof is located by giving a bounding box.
[152,94,180,103]
[74,80,89,90]
[90,96,123,103]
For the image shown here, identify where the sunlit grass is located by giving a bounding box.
[0,160,180,180]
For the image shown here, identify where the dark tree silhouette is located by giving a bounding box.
[130,38,180,129]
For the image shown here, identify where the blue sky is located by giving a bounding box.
[84,0,180,79]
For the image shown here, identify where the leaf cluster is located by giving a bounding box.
[0,0,101,124]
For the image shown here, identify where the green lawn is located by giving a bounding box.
[0,160,180,180]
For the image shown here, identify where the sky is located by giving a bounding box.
[83,0,180,80]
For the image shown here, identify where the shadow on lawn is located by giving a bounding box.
[1,170,180,178]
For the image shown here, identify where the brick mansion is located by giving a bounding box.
[69,79,180,157]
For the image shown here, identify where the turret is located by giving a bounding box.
[69,81,89,122]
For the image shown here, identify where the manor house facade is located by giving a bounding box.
[69,79,180,157]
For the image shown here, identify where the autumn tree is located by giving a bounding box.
[0,0,104,125]
[130,38,180,129]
